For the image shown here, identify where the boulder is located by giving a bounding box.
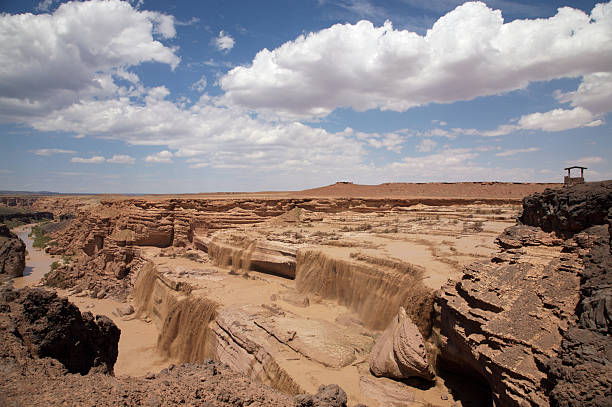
[0,287,120,375]
[294,384,348,407]
[0,224,25,277]
[369,306,432,380]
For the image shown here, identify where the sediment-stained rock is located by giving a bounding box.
[295,384,348,407]
[0,287,120,375]
[358,376,415,407]
[0,224,25,277]
[369,306,432,380]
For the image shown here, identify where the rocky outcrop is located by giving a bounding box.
[0,224,25,277]
[519,180,612,238]
[543,225,612,407]
[369,307,432,380]
[0,209,53,225]
[437,248,581,406]
[437,181,612,407]
[0,287,120,375]
[495,225,562,249]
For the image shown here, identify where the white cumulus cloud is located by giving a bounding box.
[0,0,179,122]
[215,30,235,53]
[555,72,612,115]
[220,1,612,120]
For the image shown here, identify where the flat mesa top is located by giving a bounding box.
[0,182,564,201]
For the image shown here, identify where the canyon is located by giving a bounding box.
[1,181,610,407]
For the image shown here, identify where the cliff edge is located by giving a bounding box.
[437,181,612,406]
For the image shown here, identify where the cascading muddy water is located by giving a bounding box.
[157,295,217,362]
[296,249,434,334]
[133,262,218,362]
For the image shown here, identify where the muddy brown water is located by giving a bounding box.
[11,224,171,377]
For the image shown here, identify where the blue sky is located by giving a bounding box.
[0,0,610,193]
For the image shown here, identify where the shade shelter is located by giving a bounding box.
[564,166,587,186]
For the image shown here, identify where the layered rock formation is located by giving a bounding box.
[369,306,433,380]
[437,182,612,407]
[0,224,25,277]
[0,287,120,375]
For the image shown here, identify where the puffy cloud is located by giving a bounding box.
[29,85,367,174]
[356,131,405,152]
[555,72,612,115]
[107,154,135,164]
[71,156,105,164]
[145,151,174,164]
[220,1,612,120]
[215,30,235,52]
[516,107,602,132]
[447,105,604,137]
[31,148,76,156]
[495,147,539,157]
[0,0,179,121]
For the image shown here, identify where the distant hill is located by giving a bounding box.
[0,190,62,195]
[293,181,562,199]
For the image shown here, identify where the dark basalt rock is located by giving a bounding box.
[0,287,120,375]
[0,224,25,277]
[519,180,612,238]
[543,226,612,407]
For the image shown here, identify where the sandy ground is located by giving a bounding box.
[11,225,173,377]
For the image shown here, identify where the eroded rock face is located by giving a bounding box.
[0,224,25,277]
[369,306,432,380]
[495,224,562,249]
[0,287,120,375]
[438,182,612,407]
[543,226,612,407]
[519,180,612,238]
